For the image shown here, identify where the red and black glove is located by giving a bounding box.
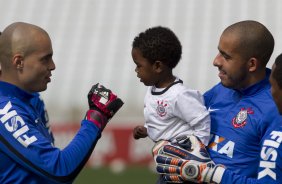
[85,83,124,130]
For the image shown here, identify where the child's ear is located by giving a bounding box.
[154,60,163,73]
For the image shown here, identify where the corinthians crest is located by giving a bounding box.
[156,100,168,117]
[232,108,254,128]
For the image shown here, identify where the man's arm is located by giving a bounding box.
[153,130,282,184]
[0,84,123,183]
[0,116,101,183]
[221,124,282,184]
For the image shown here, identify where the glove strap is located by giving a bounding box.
[210,165,225,183]
[85,109,107,130]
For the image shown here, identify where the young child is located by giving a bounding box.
[131,26,211,147]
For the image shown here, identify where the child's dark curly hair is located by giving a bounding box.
[132,26,182,69]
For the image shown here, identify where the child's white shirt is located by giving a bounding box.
[144,78,211,145]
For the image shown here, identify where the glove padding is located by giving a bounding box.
[153,135,225,183]
[88,83,124,120]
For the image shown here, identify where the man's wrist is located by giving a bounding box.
[85,109,107,130]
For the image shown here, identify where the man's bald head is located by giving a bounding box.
[0,22,55,93]
[0,22,50,69]
[222,20,274,67]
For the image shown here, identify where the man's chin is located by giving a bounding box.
[221,80,233,88]
[36,85,48,92]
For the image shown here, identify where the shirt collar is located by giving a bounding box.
[0,81,35,102]
[236,68,271,96]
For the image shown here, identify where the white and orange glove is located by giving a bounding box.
[152,135,225,183]
[85,83,124,131]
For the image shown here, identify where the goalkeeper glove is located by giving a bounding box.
[153,135,225,183]
[86,83,124,130]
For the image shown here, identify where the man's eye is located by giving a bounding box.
[222,54,231,60]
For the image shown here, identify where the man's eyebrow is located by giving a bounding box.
[218,47,227,55]
[217,47,223,53]
[217,47,232,59]
[41,53,53,60]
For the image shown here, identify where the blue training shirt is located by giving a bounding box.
[0,81,102,184]
[30,92,54,144]
[221,116,282,183]
[204,69,281,182]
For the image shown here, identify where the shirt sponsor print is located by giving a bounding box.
[258,130,282,180]
[0,101,37,147]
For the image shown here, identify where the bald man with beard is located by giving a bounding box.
[153,20,281,184]
[0,22,123,184]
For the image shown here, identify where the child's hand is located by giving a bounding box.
[133,126,148,139]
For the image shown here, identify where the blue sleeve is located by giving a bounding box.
[221,170,262,184]
[221,120,282,184]
[0,101,101,183]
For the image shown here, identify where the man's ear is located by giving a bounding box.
[248,57,258,72]
[154,60,163,73]
[13,54,24,70]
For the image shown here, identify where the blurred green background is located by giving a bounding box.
[74,166,158,184]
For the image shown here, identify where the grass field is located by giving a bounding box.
[74,166,158,184]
